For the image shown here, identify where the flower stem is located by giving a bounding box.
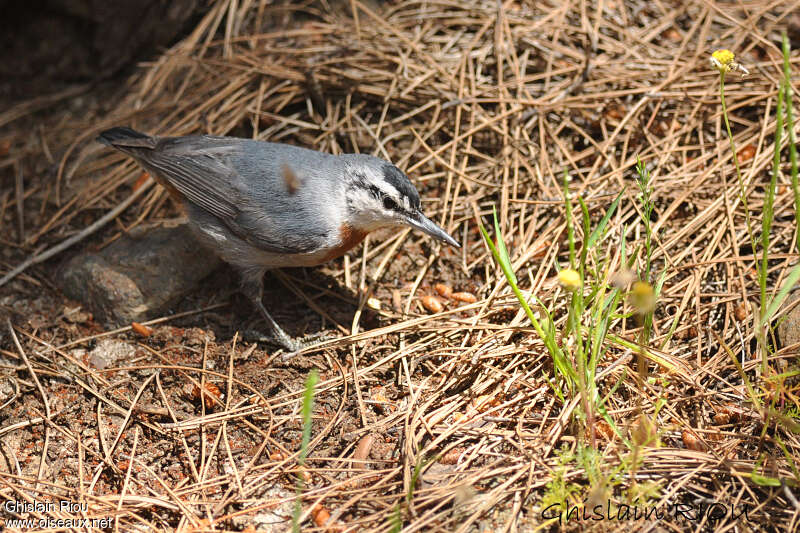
[719,72,757,262]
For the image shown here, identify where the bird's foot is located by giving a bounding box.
[242,329,335,358]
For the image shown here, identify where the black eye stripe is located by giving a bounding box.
[363,183,407,213]
[382,164,420,210]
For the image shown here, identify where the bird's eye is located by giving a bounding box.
[383,196,399,211]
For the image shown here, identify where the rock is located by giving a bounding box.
[0,0,202,100]
[60,223,222,326]
[248,487,295,532]
[87,339,135,369]
[777,293,800,350]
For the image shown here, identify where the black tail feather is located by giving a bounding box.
[96,127,157,149]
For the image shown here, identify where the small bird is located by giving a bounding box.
[97,127,459,352]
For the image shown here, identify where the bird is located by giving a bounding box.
[96,127,460,352]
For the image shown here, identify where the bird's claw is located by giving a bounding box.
[280,331,337,360]
[242,329,335,358]
[298,331,336,344]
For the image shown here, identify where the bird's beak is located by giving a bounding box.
[405,211,460,247]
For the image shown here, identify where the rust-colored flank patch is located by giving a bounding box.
[322,223,368,262]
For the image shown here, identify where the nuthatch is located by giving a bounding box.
[97,127,459,352]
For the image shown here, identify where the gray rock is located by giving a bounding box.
[0,0,201,98]
[777,293,800,350]
[87,339,136,369]
[60,223,222,326]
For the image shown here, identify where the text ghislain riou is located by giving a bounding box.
[5,500,88,513]
[541,500,751,523]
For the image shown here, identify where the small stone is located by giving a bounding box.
[62,305,90,323]
[88,339,136,369]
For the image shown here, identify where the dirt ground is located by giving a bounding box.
[2,1,800,531]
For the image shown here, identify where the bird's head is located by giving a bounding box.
[340,154,459,248]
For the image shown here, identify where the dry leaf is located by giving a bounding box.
[589,420,615,443]
[439,447,465,465]
[630,414,657,446]
[682,429,707,451]
[191,383,222,409]
[311,504,331,527]
[353,434,375,462]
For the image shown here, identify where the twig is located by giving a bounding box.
[0,178,154,288]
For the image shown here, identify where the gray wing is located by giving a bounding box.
[135,136,338,254]
[142,138,240,222]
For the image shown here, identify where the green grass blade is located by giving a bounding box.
[478,221,542,336]
[776,434,800,484]
[563,169,576,267]
[578,197,590,278]
[299,370,318,464]
[479,217,572,386]
[760,263,800,328]
[292,369,319,533]
[762,82,784,308]
[783,32,800,252]
[492,206,516,284]
[586,190,624,251]
[712,329,761,410]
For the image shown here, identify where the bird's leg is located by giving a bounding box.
[240,275,306,354]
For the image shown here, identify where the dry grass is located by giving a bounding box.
[2,0,800,530]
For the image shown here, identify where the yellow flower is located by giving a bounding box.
[710,49,749,76]
[630,281,655,313]
[558,268,581,291]
[710,49,735,71]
